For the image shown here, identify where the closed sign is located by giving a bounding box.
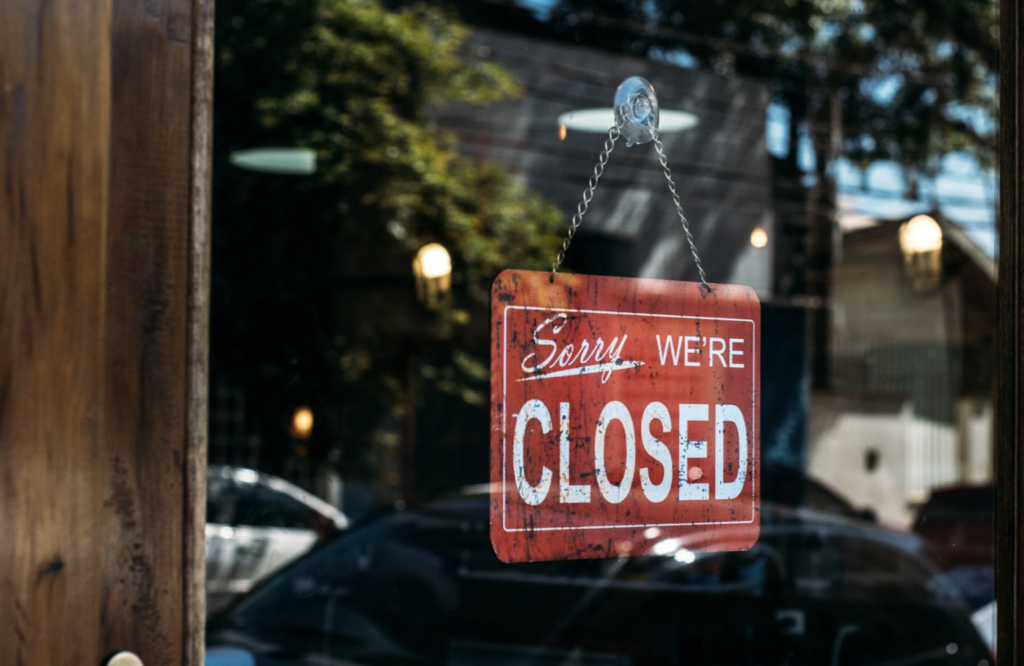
[490,270,760,562]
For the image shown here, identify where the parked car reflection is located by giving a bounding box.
[912,484,994,610]
[207,485,989,666]
[910,484,996,654]
[207,466,350,614]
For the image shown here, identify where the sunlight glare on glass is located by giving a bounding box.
[674,548,696,564]
[652,538,680,556]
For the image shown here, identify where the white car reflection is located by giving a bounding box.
[206,466,349,615]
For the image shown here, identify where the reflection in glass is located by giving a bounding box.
[208,490,988,665]
[205,0,998,662]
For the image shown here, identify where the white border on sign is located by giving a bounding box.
[501,305,758,533]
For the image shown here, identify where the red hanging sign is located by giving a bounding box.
[490,270,760,563]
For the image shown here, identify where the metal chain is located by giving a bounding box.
[550,121,623,280]
[550,115,712,295]
[652,132,711,293]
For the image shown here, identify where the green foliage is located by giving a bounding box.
[212,0,563,466]
[547,0,998,174]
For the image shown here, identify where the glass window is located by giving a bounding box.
[204,0,1000,663]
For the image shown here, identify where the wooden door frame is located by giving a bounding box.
[187,0,214,663]
[997,0,1023,660]
[0,0,211,663]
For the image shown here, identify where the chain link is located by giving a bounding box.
[550,117,712,295]
[550,122,622,280]
[652,132,711,294]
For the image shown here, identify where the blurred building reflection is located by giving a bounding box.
[811,213,995,525]
[207,1,996,534]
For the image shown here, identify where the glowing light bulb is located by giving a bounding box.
[415,243,451,279]
[290,406,313,440]
[750,227,768,248]
[413,243,453,308]
[899,215,943,254]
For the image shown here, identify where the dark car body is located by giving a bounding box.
[912,485,994,611]
[913,485,994,571]
[208,496,988,666]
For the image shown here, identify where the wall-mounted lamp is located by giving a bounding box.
[412,242,452,309]
[898,214,943,292]
[289,406,314,440]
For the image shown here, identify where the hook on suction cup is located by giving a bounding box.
[614,77,659,147]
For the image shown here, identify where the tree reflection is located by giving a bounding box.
[211,0,563,502]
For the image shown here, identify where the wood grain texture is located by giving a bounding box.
[997,0,1022,660]
[185,0,214,662]
[0,0,210,662]
[0,1,111,662]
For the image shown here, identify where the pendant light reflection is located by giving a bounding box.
[898,215,943,292]
[556,109,699,135]
[413,243,452,309]
[229,148,317,175]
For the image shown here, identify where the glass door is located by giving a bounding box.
[202,1,1003,664]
